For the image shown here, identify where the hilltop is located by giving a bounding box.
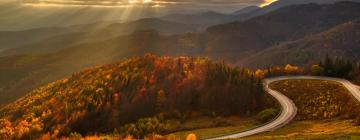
[0,55,266,139]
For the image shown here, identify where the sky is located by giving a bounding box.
[0,0,277,30]
[16,0,276,13]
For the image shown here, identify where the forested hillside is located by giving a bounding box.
[0,18,198,54]
[241,20,360,68]
[0,55,265,139]
[206,1,360,53]
[0,30,209,106]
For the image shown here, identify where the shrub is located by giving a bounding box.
[213,117,231,127]
[120,117,169,138]
[69,132,82,140]
[257,108,279,123]
[311,65,324,75]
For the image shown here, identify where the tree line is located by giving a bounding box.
[255,54,360,84]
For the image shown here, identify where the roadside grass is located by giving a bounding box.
[168,116,259,139]
[244,120,360,140]
[61,116,259,139]
[165,93,280,139]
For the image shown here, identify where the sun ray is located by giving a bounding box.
[20,0,172,8]
[260,0,278,7]
[143,0,152,3]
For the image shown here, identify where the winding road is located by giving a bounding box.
[206,76,360,140]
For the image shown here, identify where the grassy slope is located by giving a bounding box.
[169,117,258,139]
[270,79,360,120]
[245,120,360,140]
[245,79,360,139]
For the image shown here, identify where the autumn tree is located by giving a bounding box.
[255,69,267,78]
[0,119,14,139]
[156,89,167,111]
[284,64,303,75]
[311,65,324,75]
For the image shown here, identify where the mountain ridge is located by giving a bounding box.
[239,19,360,68]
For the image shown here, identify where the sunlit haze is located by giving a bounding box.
[0,0,279,30]
[21,0,175,8]
[17,0,273,11]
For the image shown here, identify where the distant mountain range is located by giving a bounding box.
[238,0,360,20]
[0,1,359,106]
[2,0,358,31]
[0,18,199,53]
[240,19,360,68]
[152,0,360,28]
[204,2,360,59]
[231,6,260,16]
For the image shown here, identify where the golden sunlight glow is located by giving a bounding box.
[260,0,278,7]
[143,0,152,3]
[128,0,138,4]
[20,0,172,8]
